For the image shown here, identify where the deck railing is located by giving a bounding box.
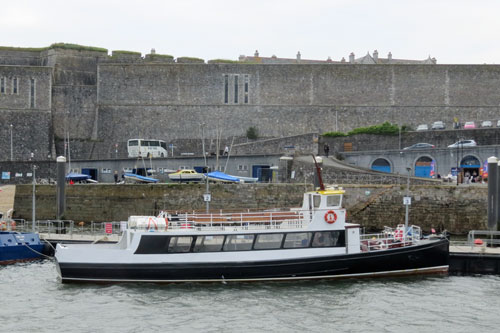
[467,230,500,248]
[165,211,307,231]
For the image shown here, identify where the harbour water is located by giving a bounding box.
[1,260,500,332]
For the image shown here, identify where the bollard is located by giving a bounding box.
[487,156,498,230]
[56,156,66,220]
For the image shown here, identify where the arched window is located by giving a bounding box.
[460,155,480,168]
[371,158,391,173]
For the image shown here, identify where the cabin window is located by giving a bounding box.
[223,234,254,251]
[283,232,312,248]
[327,195,341,207]
[313,195,321,208]
[168,236,194,253]
[312,231,345,248]
[129,140,139,146]
[254,233,284,250]
[134,235,170,254]
[193,235,225,252]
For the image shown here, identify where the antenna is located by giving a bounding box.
[312,155,325,191]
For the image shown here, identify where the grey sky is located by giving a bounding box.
[1,0,498,64]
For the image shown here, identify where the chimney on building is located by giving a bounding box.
[431,57,437,64]
[349,52,355,63]
[387,52,392,61]
[373,50,378,62]
[296,51,301,61]
[151,48,156,54]
[327,56,332,62]
[341,57,346,63]
[254,50,259,57]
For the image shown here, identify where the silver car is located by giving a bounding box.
[416,124,428,131]
[447,139,477,148]
[431,121,445,130]
[481,120,492,127]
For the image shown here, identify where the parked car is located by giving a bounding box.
[463,121,476,129]
[481,120,492,128]
[416,124,428,131]
[431,121,445,130]
[447,139,477,148]
[403,143,435,150]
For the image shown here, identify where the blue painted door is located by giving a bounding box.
[252,165,270,182]
[415,166,431,178]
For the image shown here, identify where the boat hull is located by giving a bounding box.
[0,232,45,265]
[57,239,449,283]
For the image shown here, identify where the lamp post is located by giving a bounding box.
[32,164,37,232]
[9,124,13,161]
[404,167,412,243]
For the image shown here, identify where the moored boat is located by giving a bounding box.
[123,173,159,183]
[54,184,449,283]
[168,169,205,183]
[1,214,45,264]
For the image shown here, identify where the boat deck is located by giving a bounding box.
[450,244,500,254]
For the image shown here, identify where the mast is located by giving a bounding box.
[312,155,325,191]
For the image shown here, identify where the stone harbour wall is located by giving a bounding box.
[12,183,487,233]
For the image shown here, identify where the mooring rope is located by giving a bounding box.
[14,232,54,260]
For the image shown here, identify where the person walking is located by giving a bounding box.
[323,143,330,157]
[114,170,118,183]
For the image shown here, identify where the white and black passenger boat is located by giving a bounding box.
[55,184,449,283]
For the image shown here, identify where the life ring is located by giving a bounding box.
[324,210,337,224]
[0,221,6,230]
[394,228,404,241]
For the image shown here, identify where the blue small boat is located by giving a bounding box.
[124,173,159,183]
[0,231,45,265]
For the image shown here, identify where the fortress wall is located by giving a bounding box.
[51,86,97,140]
[0,50,42,66]
[0,66,51,109]
[98,64,500,108]
[0,66,53,160]
[49,49,107,143]
[4,47,500,161]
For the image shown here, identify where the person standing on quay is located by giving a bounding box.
[324,143,330,157]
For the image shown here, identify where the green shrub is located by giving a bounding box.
[208,59,240,64]
[246,126,259,140]
[0,43,108,53]
[149,54,174,59]
[49,43,107,52]
[347,122,400,136]
[176,57,205,63]
[112,50,141,56]
[323,131,347,137]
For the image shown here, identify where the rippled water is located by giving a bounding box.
[1,260,500,332]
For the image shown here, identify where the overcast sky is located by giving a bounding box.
[1,0,498,64]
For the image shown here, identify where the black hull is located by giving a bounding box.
[58,239,449,283]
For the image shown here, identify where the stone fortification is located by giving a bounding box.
[13,183,486,233]
[1,44,500,161]
[322,128,500,153]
